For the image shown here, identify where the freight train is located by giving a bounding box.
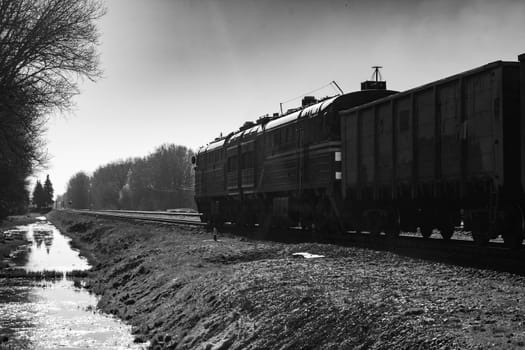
[193,53,525,248]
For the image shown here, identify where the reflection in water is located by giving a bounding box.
[22,222,90,272]
[0,219,146,349]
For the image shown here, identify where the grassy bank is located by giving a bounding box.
[48,210,525,349]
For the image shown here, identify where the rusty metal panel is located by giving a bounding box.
[395,96,413,182]
[414,89,435,181]
[377,103,392,185]
[360,108,375,184]
[464,69,501,177]
[439,82,461,178]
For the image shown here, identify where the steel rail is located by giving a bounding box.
[63,210,524,273]
[68,209,207,227]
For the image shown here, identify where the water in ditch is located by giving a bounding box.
[0,217,146,349]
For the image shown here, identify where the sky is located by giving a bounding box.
[38,0,525,195]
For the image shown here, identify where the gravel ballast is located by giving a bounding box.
[48,210,525,349]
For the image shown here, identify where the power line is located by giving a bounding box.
[280,82,335,105]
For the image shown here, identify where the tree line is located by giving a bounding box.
[62,144,196,211]
[0,0,105,221]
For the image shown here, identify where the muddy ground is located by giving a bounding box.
[48,210,525,350]
[0,215,37,269]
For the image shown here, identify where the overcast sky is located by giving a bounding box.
[41,0,525,194]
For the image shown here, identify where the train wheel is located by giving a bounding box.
[370,223,382,236]
[440,228,453,241]
[471,217,489,246]
[385,227,400,239]
[502,205,524,249]
[386,209,401,239]
[472,231,489,246]
[312,198,339,234]
[365,211,382,236]
[420,226,432,239]
[438,212,456,241]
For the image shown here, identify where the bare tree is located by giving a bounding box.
[0,0,105,219]
[91,160,132,209]
[0,0,105,112]
[85,145,196,211]
[66,171,90,209]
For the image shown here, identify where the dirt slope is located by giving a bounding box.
[48,210,525,350]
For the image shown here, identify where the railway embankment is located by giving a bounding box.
[48,210,525,349]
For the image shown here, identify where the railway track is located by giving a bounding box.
[337,232,525,275]
[63,209,525,274]
[219,223,525,275]
[68,209,207,227]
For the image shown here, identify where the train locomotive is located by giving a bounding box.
[194,53,525,248]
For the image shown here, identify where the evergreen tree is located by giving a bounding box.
[32,181,45,209]
[43,175,54,207]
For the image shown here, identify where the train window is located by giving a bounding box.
[398,110,410,132]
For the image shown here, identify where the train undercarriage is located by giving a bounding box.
[197,180,525,249]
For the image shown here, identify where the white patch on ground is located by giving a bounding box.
[292,252,325,259]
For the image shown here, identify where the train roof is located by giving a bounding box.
[265,96,338,131]
[265,109,301,130]
[198,95,340,152]
[197,88,397,152]
[242,123,263,137]
[341,60,519,114]
[204,138,225,152]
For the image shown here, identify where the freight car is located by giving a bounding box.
[194,53,525,248]
[340,54,525,247]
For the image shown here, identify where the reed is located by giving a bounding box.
[0,269,90,279]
